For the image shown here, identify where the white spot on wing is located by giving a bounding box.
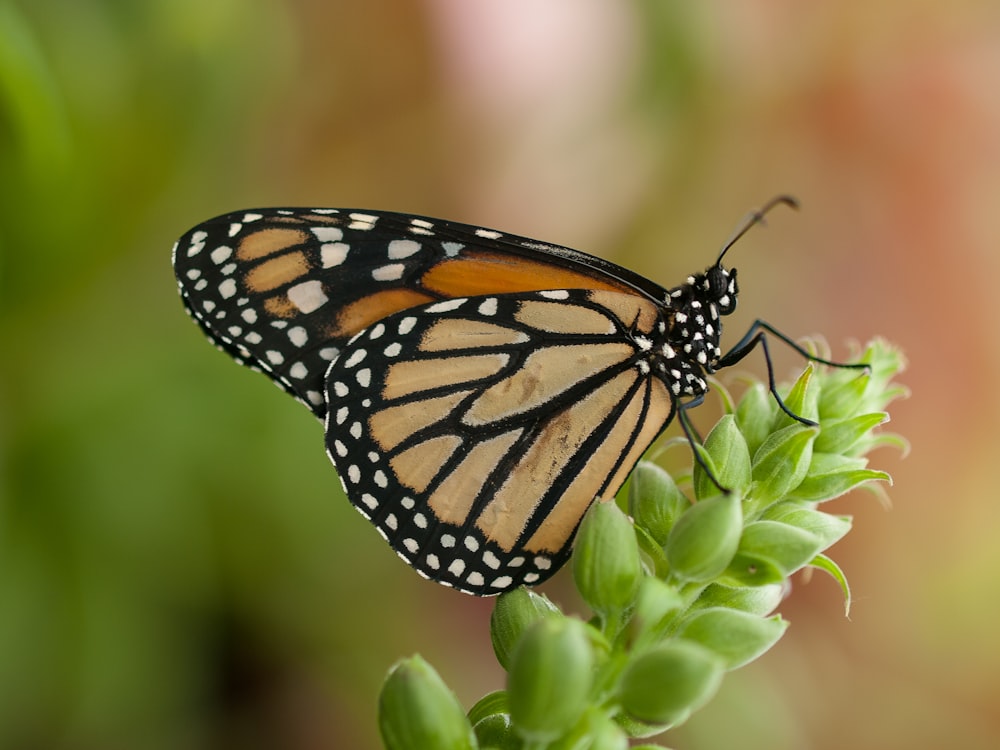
[313,226,343,242]
[321,242,349,267]
[349,213,378,229]
[344,349,367,368]
[287,280,328,313]
[425,298,466,313]
[387,239,421,259]
[211,246,233,264]
[372,264,405,281]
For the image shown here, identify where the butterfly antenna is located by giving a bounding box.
[715,195,799,266]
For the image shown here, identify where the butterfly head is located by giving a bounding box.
[662,263,738,381]
[706,262,738,315]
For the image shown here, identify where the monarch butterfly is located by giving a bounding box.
[173,196,853,595]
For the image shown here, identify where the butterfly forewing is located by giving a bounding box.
[323,290,675,594]
[173,208,659,418]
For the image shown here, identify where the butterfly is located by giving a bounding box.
[173,196,849,595]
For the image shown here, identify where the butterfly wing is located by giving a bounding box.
[173,208,665,418]
[325,288,676,594]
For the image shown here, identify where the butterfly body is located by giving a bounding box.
[174,207,754,595]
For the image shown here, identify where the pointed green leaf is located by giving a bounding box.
[677,607,788,669]
[814,412,889,454]
[761,502,852,550]
[810,554,852,616]
[751,424,817,503]
[737,521,824,576]
[695,415,751,498]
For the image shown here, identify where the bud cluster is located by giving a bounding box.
[378,339,906,749]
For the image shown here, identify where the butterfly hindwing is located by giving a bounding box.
[324,289,676,594]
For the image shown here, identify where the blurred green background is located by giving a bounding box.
[2,1,998,748]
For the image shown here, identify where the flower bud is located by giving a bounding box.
[694,414,751,498]
[618,640,723,727]
[736,382,775,457]
[677,607,788,669]
[690,582,785,616]
[665,492,742,583]
[508,617,594,742]
[628,461,686,546]
[490,587,560,670]
[378,655,477,750]
[737,520,823,576]
[773,363,818,429]
[573,500,642,621]
[471,710,517,750]
[632,577,684,640]
[585,714,629,750]
[750,424,816,503]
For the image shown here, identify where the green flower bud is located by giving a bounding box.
[750,424,817,503]
[773,363,818,428]
[583,714,629,750]
[618,640,724,727]
[677,607,788,669]
[852,339,909,414]
[491,588,561,670]
[632,577,684,641]
[613,712,670,740]
[471,712,517,750]
[736,382,775,457]
[378,655,477,750]
[573,500,642,621]
[689,582,784,616]
[628,461,687,546]
[665,492,742,583]
[508,617,594,742]
[694,415,751,498]
[720,551,785,587]
[737,520,823,576]
[818,361,870,419]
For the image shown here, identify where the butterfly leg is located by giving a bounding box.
[676,392,733,494]
[717,320,868,426]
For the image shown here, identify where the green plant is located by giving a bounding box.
[378,339,906,750]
